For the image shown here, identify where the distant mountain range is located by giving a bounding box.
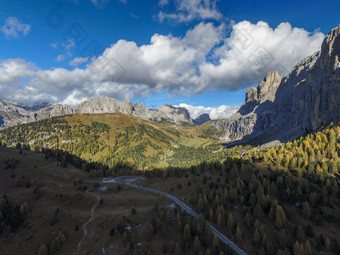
[0,97,200,127]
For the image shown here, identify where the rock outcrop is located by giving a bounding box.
[193,113,211,125]
[212,24,340,144]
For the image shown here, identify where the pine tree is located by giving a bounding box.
[275,212,283,229]
[245,212,253,227]
[184,224,191,243]
[279,230,288,248]
[325,237,331,251]
[58,231,66,245]
[305,240,312,254]
[227,213,234,232]
[302,202,312,219]
[253,228,261,244]
[162,225,168,238]
[212,235,219,248]
[217,212,222,226]
[165,210,172,224]
[209,209,214,222]
[254,203,263,218]
[193,236,201,252]
[198,197,204,210]
[50,237,60,255]
[38,244,48,255]
[275,205,286,229]
[235,224,242,243]
[296,225,305,242]
[176,213,182,231]
[309,192,317,207]
[146,224,153,241]
[175,242,181,255]
[293,241,303,255]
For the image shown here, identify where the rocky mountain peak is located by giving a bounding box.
[244,70,281,105]
[320,24,340,70]
[245,87,258,103]
[257,70,282,102]
[193,113,211,125]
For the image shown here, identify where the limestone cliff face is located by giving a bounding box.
[211,70,282,141]
[271,25,340,134]
[212,24,340,144]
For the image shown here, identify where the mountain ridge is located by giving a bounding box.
[0,97,194,127]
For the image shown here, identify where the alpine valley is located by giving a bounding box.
[0,14,339,255]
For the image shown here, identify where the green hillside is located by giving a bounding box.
[0,112,236,169]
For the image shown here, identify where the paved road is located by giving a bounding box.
[103,176,247,255]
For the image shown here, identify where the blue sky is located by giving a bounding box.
[0,0,339,118]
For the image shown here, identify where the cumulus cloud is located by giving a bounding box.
[56,54,65,62]
[89,0,127,7]
[158,0,222,23]
[1,17,31,39]
[0,21,325,106]
[69,57,89,67]
[51,39,75,62]
[178,103,239,120]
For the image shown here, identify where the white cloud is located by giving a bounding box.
[159,0,169,7]
[89,0,127,7]
[69,57,89,67]
[158,0,222,23]
[196,21,324,91]
[56,54,65,62]
[178,103,239,120]
[51,39,75,61]
[1,17,31,39]
[89,0,109,7]
[62,39,75,57]
[0,21,325,106]
[50,42,58,49]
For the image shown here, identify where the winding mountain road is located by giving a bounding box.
[103,176,247,255]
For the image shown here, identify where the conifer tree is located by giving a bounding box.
[235,224,242,243]
[175,242,181,255]
[193,236,201,252]
[38,244,48,255]
[184,224,191,243]
[212,235,219,248]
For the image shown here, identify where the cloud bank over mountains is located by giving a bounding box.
[0,1,325,106]
[178,103,239,120]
